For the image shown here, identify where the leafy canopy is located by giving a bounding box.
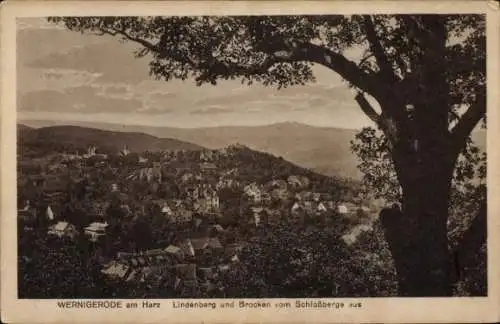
[350,127,486,213]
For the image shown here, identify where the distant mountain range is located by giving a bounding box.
[17,124,203,156]
[18,120,487,180]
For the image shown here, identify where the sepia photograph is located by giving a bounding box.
[1,1,499,323]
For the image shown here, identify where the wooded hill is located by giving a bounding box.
[17,124,203,157]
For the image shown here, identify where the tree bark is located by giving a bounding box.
[381,181,487,296]
[380,154,455,296]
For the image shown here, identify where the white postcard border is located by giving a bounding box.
[1,1,499,323]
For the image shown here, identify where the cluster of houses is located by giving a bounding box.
[18,145,377,296]
[152,199,195,224]
[18,198,110,242]
[60,145,109,162]
[84,222,109,242]
[241,177,368,223]
[18,147,370,235]
[100,224,244,297]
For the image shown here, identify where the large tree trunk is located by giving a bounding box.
[380,180,452,295]
[402,177,452,296]
[376,25,456,293]
[380,149,455,296]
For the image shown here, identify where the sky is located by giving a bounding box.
[17,17,374,129]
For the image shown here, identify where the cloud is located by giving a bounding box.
[42,71,66,80]
[17,18,66,30]
[41,69,103,83]
[190,106,233,115]
[17,26,110,67]
[18,68,103,94]
[136,106,174,114]
[192,82,354,110]
[19,86,142,114]
[147,91,178,102]
[270,83,354,102]
[236,100,302,114]
[138,98,175,115]
[194,94,252,107]
[26,41,153,85]
[308,97,329,107]
[94,84,133,99]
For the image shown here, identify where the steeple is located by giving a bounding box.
[120,145,130,156]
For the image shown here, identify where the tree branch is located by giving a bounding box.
[355,92,380,125]
[449,93,486,158]
[353,17,413,140]
[357,53,378,75]
[358,53,374,67]
[97,26,203,71]
[196,41,381,96]
[394,55,409,78]
[307,43,382,95]
[99,27,159,53]
[354,92,406,157]
[91,23,385,106]
[362,15,398,82]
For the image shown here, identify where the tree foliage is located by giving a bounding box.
[225,222,398,298]
[350,127,486,220]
